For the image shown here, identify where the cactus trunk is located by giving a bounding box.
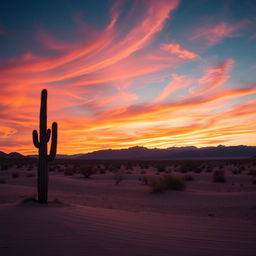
[33,89,58,203]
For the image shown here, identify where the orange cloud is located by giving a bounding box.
[152,74,191,103]
[189,59,234,95]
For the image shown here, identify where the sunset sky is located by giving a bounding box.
[0,0,256,155]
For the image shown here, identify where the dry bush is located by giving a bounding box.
[64,168,74,176]
[212,170,226,183]
[157,166,166,173]
[114,169,124,185]
[163,175,186,191]
[183,174,194,181]
[247,170,256,176]
[148,177,166,193]
[12,172,20,178]
[79,165,96,178]
[0,178,6,184]
[27,165,34,171]
[148,175,186,193]
[26,173,35,177]
[139,176,149,185]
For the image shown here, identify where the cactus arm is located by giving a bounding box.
[48,122,58,161]
[46,129,51,142]
[32,130,40,148]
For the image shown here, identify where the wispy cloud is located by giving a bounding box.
[190,21,247,47]
[160,43,198,59]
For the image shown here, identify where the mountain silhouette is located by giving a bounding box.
[1,145,255,160]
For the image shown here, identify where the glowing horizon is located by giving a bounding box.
[0,0,256,155]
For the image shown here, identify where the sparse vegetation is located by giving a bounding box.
[140,176,149,185]
[114,169,124,185]
[64,169,74,176]
[212,170,226,183]
[157,166,166,173]
[148,177,166,193]
[163,175,186,191]
[183,174,194,181]
[27,165,34,171]
[26,173,35,177]
[12,172,20,178]
[79,165,96,178]
[148,175,186,193]
[0,178,6,184]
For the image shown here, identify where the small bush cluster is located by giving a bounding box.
[0,178,6,184]
[64,169,74,176]
[27,165,34,171]
[26,173,35,177]
[212,170,226,183]
[1,164,10,171]
[12,172,20,178]
[79,166,96,178]
[114,170,124,185]
[148,175,186,193]
[183,174,194,181]
[247,170,256,176]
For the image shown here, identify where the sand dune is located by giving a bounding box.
[1,202,256,256]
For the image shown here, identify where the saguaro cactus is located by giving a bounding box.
[32,89,58,203]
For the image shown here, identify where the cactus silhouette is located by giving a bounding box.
[32,89,58,203]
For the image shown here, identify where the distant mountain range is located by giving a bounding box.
[1,145,256,160]
[0,151,26,159]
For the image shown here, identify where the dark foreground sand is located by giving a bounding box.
[1,203,256,256]
[0,166,256,256]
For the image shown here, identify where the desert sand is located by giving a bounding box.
[0,163,256,256]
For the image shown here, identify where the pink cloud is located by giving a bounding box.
[190,21,246,47]
[152,74,191,103]
[160,43,198,59]
[189,59,234,95]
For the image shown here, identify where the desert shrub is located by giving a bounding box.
[26,173,35,177]
[1,164,9,171]
[140,176,149,185]
[163,175,186,191]
[177,162,200,173]
[0,178,6,184]
[99,168,106,174]
[205,167,212,173]
[183,174,194,181]
[80,166,96,178]
[27,165,34,171]
[247,170,256,176]
[239,166,245,172]
[193,167,202,173]
[16,164,23,169]
[114,170,124,185]
[157,166,166,173]
[212,170,226,183]
[148,175,186,193]
[64,169,74,176]
[12,172,19,178]
[148,177,166,193]
[49,166,56,172]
